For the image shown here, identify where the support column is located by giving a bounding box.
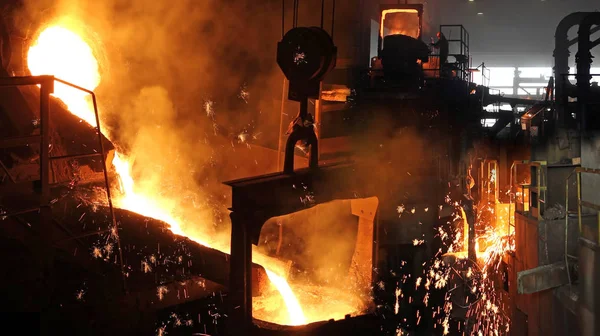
[38,81,55,314]
[463,196,477,261]
[227,211,253,335]
[39,82,51,230]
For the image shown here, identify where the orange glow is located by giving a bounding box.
[264,269,306,325]
[380,9,420,39]
[458,204,515,264]
[27,20,364,327]
[27,24,100,126]
[447,199,515,334]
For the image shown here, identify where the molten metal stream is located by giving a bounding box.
[28,21,305,326]
[264,269,306,325]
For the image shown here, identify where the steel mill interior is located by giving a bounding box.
[0,0,600,335]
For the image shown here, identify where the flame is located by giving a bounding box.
[27,21,307,326]
[110,151,214,246]
[27,25,100,126]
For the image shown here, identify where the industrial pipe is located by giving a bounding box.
[554,12,591,107]
[576,12,600,132]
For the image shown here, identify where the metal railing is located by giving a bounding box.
[564,167,600,285]
[480,63,491,87]
[440,24,470,81]
[0,75,126,290]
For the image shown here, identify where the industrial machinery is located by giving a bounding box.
[222,2,542,335]
[503,11,600,336]
[0,2,507,335]
[1,0,598,335]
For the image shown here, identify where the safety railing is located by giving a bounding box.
[0,75,126,290]
[564,167,600,285]
[439,24,470,82]
[509,160,547,228]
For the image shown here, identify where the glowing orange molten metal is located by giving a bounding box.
[27,21,308,326]
[27,25,100,126]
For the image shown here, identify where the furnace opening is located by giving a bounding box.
[380,9,420,40]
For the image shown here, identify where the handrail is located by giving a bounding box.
[439,25,470,82]
[54,77,125,291]
[0,76,126,292]
[564,167,600,285]
[565,169,575,285]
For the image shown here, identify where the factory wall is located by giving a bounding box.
[581,133,600,212]
[511,213,581,336]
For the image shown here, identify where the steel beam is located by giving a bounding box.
[517,262,569,294]
[0,75,55,87]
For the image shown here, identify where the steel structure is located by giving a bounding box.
[0,75,125,290]
[440,24,470,81]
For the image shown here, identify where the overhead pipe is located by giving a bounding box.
[554,12,592,109]
[576,12,600,132]
[568,25,600,48]
[575,16,600,335]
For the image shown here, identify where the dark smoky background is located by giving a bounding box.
[4,0,446,246]
[9,0,293,242]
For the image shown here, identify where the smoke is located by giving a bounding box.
[14,0,286,241]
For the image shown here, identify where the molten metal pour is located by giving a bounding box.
[26,20,318,326]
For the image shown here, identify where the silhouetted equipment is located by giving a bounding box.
[226,25,381,333]
[555,12,592,120]
[380,34,429,80]
[371,4,425,86]
[0,75,126,292]
[223,23,385,336]
[554,12,600,129]
[224,164,381,335]
[576,12,600,131]
[277,26,337,173]
[277,27,337,102]
[378,4,424,52]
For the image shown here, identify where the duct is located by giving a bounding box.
[576,13,600,131]
[554,12,592,110]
